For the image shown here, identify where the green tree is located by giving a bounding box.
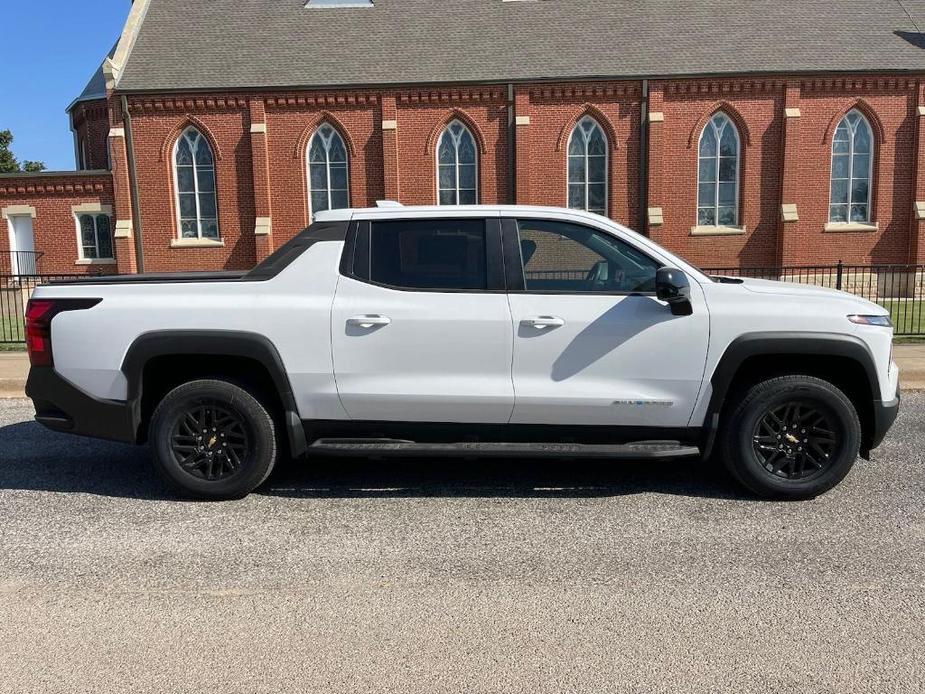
[0,130,46,173]
[0,130,18,173]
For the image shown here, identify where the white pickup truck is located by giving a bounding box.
[25,204,899,500]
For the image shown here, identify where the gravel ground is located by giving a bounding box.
[0,396,923,693]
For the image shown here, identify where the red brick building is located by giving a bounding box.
[3,0,925,276]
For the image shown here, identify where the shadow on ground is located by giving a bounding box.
[0,419,749,501]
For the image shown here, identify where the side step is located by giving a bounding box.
[308,439,701,460]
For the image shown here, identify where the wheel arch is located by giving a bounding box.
[706,332,880,456]
[121,330,307,457]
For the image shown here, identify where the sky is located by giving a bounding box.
[0,1,130,171]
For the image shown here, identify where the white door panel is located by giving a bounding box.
[7,215,36,275]
[508,293,709,426]
[332,276,514,422]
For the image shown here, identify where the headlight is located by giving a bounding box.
[848,314,893,327]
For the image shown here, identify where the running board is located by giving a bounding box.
[308,439,701,460]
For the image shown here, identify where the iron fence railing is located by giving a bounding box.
[0,250,43,276]
[704,261,925,335]
[2,262,924,345]
[1,273,101,344]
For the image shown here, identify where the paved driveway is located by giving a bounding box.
[0,396,923,693]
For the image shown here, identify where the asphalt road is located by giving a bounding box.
[0,396,923,694]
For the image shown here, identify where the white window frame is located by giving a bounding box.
[75,212,114,261]
[697,113,741,228]
[435,119,479,205]
[306,124,350,218]
[828,110,874,224]
[566,116,609,216]
[172,126,219,240]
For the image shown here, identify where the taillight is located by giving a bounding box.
[25,298,101,367]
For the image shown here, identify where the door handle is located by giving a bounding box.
[347,314,392,328]
[522,316,565,330]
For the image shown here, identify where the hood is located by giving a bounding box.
[734,277,887,314]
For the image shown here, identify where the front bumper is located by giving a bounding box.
[866,388,900,455]
[26,367,139,444]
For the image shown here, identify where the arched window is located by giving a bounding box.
[567,116,608,216]
[308,124,349,215]
[78,213,113,260]
[173,127,218,239]
[437,120,477,205]
[697,113,740,227]
[830,110,873,223]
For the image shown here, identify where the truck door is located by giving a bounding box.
[331,216,515,423]
[503,217,710,428]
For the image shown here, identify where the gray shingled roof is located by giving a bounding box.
[117,0,925,92]
[68,44,117,111]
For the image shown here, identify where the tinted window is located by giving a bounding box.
[517,219,660,293]
[368,219,488,290]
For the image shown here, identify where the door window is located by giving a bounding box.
[515,219,660,293]
[358,219,489,291]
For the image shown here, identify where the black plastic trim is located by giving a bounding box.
[121,330,307,456]
[705,331,889,453]
[49,221,350,286]
[302,420,700,447]
[27,367,137,443]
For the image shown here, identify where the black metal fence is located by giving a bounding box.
[704,261,925,335]
[1,273,95,345]
[2,262,924,346]
[0,250,43,276]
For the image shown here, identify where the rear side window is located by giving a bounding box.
[366,219,488,291]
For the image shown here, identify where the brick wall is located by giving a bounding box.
[71,99,110,171]
[0,172,115,275]
[11,73,925,274]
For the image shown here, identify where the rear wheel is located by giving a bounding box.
[149,379,277,500]
[720,375,861,500]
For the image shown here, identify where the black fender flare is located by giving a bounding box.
[121,330,307,456]
[702,331,881,457]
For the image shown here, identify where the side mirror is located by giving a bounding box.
[656,267,693,316]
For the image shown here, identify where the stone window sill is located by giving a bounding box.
[690,225,747,237]
[823,222,878,233]
[170,238,225,248]
[75,258,116,265]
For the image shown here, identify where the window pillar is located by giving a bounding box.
[108,99,137,274]
[910,82,925,264]
[514,86,532,204]
[249,98,274,261]
[381,95,400,201]
[645,82,665,244]
[778,81,803,265]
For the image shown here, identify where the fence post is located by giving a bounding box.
[836,260,843,291]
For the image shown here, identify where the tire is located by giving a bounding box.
[149,379,277,500]
[720,375,861,500]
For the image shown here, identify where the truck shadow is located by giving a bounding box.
[0,420,750,501]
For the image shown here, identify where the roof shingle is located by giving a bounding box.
[117,0,925,92]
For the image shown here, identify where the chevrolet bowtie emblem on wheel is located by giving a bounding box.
[785,433,800,444]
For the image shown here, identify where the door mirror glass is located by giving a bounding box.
[656,267,693,316]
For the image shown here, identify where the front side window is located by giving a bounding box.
[830,110,873,223]
[78,214,113,260]
[173,127,219,239]
[567,116,608,216]
[308,124,349,216]
[516,219,660,293]
[437,120,478,205]
[364,219,488,291]
[697,113,740,227]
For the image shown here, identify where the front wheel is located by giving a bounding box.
[149,379,277,500]
[720,375,861,500]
